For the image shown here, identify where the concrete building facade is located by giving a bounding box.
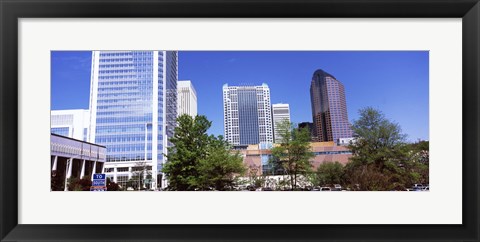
[51,134,106,191]
[177,80,197,117]
[238,141,352,176]
[271,103,291,143]
[51,109,90,141]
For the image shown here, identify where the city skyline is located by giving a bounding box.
[51,51,429,142]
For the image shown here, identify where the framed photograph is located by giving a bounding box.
[1,0,479,241]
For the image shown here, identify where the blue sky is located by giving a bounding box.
[51,51,429,142]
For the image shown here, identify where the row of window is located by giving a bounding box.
[107,144,153,152]
[99,63,160,68]
[98,79,153,85]
[98,75,149,80]
[97,87,153,93]
[97,103,151,108]
[96,125,154,134]
[99,69,153,74]
[96,134,163,143]
[106,155,152,162]
[97,99,150,105]
[96,116,153,124]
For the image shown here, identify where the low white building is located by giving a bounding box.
[51,134,106,191]
[51,109,90,141]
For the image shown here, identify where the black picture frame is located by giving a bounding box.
[1,0,479,241]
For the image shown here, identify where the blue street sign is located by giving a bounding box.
[93,173,105,180]
[92,173,106,189]
[92,180,106,186]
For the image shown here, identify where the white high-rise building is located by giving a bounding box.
[223,83,273,146]
[51,109,90,141]
[88,51,178,189]
[272,103,291,143]
[177,80,197,117]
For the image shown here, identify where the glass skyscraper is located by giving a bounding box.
[310,69,353,142]
[88,51,178,189]
[223,83,273,146]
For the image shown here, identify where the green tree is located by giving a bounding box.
[106,177,120,191]
[51,171,64,191]
[196,136,246,190]
[314,161,344,186]
[345,107,409,190]
[270,120,314,190]
[67,176,92,191]
[162,114,212,190]
[404,140,429,185]
[130,161,152,190]
[163,114,246,191]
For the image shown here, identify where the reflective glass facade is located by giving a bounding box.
[51,127,70,137]
[89,51,177,171]
[223,84,273,145]
[310,69,353,142]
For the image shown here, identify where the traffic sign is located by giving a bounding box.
[92,173,106,191]
[93,173,106,180]
[92,180,106,186]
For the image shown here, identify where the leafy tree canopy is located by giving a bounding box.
[162,114,246,191]
[270,120,314,190]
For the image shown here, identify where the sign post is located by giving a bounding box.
[90,173,107,191]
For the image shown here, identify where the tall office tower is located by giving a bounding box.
[177,80,197,117]
[223,83,273,146]
[88,51,178,189]
[271,103,291,143]
[310,69,353,142]
[51,109,90,141]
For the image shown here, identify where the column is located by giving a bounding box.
[143,168,147,189]
[52,156,58,172]
[91,161,97,181]
[80,159,86,179]
[64,158,73,191]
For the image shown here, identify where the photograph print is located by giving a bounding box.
[50,50,429,192]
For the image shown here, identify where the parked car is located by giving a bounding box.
[332,184,342,191]
[422,186,429,191]
[261,187,273,191]
[412,184,424,190]
[319,187,331,191]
